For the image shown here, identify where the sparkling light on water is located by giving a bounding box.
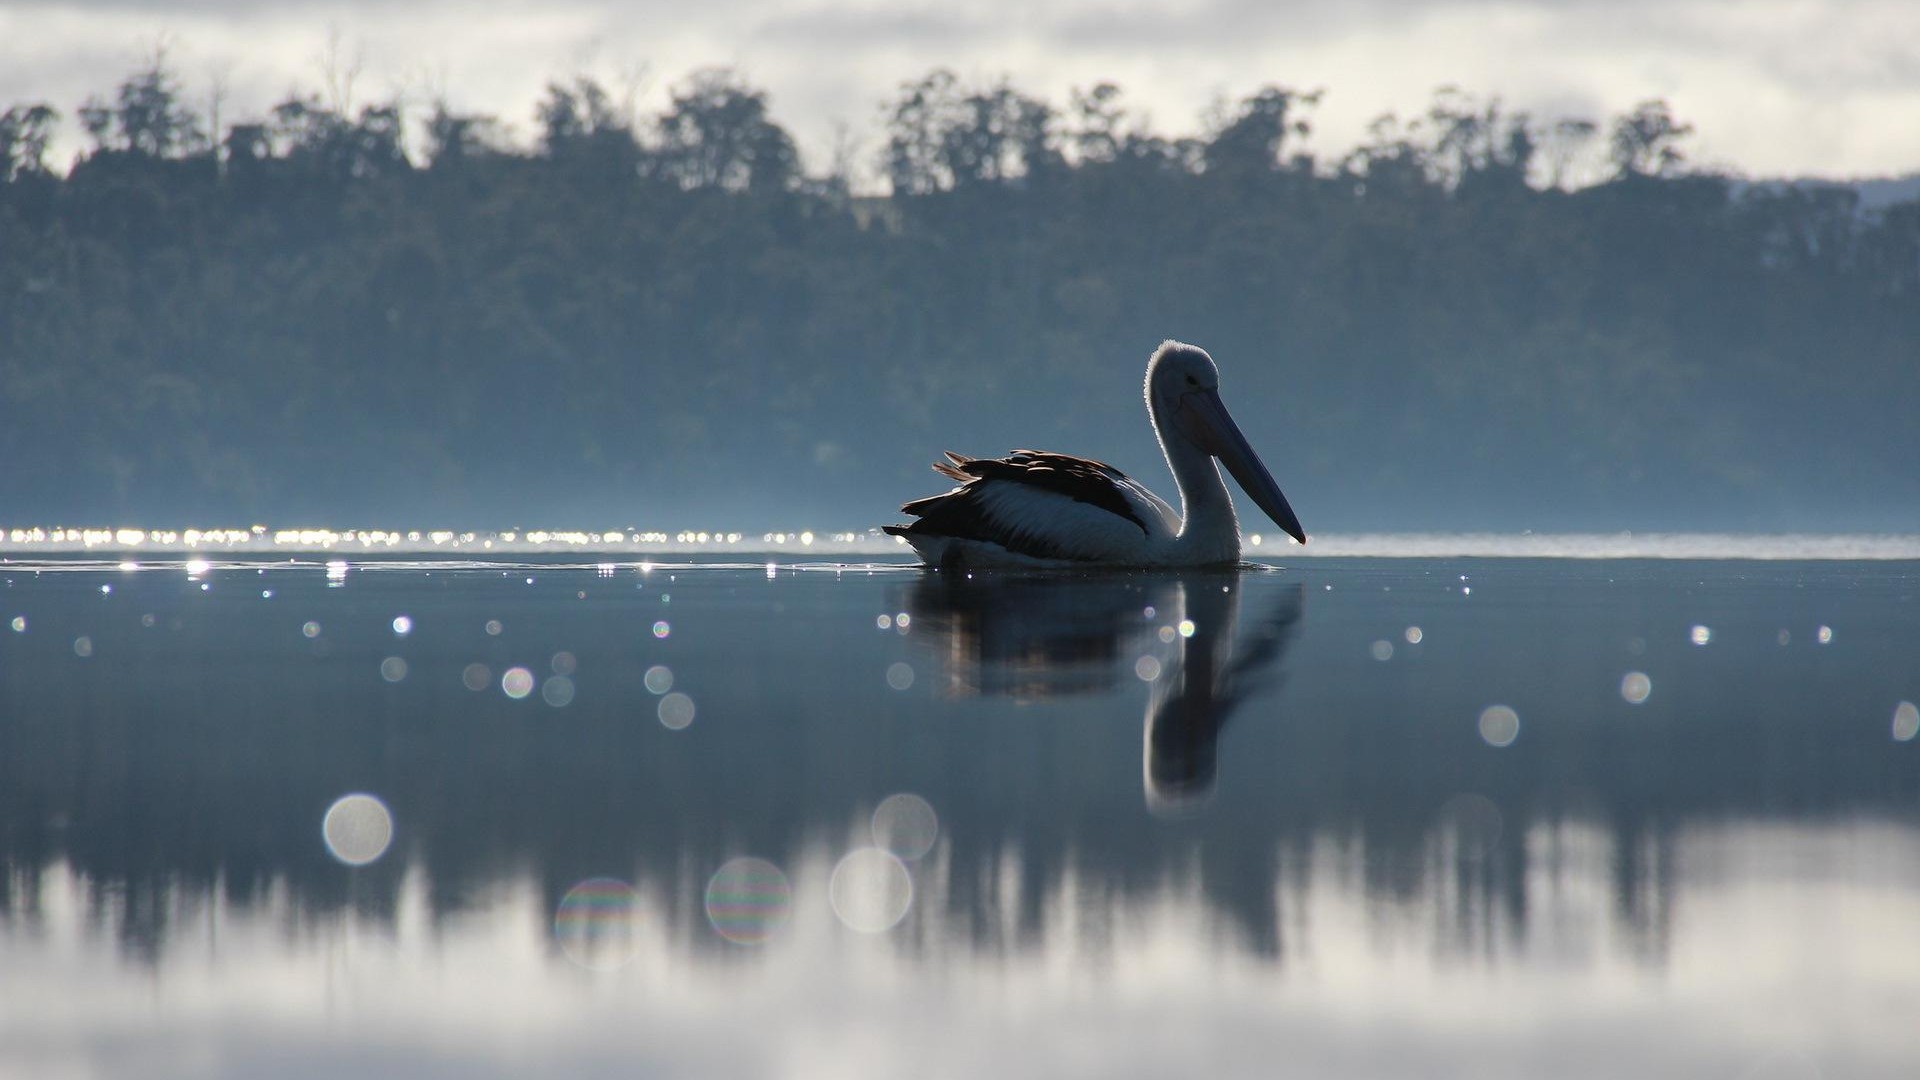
[643,665,673,694]
[885,662,915,690]
[1621,671,1653,704]
[829,848,913,933]
[322,794,394,866]
[658,692,696,729]
[501,667,535,699]
[553,878,641,970]
[704,858,794,945]
[1478,705,1521,748]
[1894,702,1920,743]
[872,794,939,860]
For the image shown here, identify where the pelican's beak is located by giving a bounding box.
[1178,389,1307,545]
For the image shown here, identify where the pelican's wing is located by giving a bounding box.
[884,450,1169,562]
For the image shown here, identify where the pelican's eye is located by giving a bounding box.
[1185,375,1199,386]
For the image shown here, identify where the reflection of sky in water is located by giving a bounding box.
[1,557,1918,1076]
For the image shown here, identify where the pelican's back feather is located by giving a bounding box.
[885,450,1168,563]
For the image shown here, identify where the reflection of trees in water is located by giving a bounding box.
[0,568,1914,966]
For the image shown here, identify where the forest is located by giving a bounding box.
[2,63,1917,531]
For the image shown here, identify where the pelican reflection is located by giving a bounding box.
[899,572,1304,813]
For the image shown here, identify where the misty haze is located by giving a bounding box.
[2,7,1919,1080]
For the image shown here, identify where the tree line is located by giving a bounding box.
[2,62,1917,530]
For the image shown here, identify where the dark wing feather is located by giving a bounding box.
[884,449,1152,560]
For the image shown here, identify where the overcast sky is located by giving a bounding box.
[4,0,1917,182]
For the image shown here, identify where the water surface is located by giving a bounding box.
[1,554,1916,1078]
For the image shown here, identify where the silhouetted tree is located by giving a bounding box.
[267,97,408,182]
[536,77,642,179]
[656,69,798,194]
[1609,99,1693,179]
[0,103,58,179]
[77,59,205,158]
[424,100,504,170]
[1204,85,1317,177]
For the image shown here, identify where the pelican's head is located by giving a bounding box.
[1146,340,1307,545]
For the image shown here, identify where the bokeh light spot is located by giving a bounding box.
[462,662,492,691]
[551,651,577,676]
[643,665,673,694]
[1370,640,1394,661]
[380,656,408,682]
[1478,705,1521,748]
[1690,625,1712,646]
[829,848,913,933]
[658,692,696,729]
[1620,671,1652,704]
[301,620,321,639]
[1894,701,1919,743]
[652,620,671,639]
[554,878,641,970]
[502,667,535,699]
[1134,655,1162,681]
[391,615,412,636]
[885,662,915,690]
[485,619,503,636]
[872,793,940,860]
[704,858,794,945]
[1817,625,1834,644]
[8,616,23,633]
[1405,626,1424,644]
[542,675,576,707]
[322,793,394,866]
[1177,619,1196,638]
[876,614,892,630]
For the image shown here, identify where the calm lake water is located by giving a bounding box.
[1,552,1917,1078]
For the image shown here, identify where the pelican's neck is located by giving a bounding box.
[1154,408,1240,562]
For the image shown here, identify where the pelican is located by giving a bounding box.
[884,340,1307,567]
